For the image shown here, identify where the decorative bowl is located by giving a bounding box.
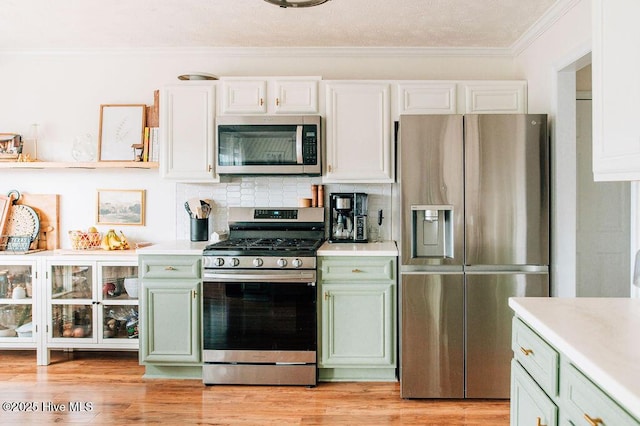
[123,278,139,299]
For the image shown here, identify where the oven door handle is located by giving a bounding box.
[203,272,316,282]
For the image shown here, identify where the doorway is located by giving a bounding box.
[575,82,630,296]
[554,59,632,297]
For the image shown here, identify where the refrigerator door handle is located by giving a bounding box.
[464,265,549,274]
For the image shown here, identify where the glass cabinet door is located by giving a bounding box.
[0,263,36,341]
[50,264,93,300]
[98,263,139,341]
[51,304,93,339]
[49,263,94,340]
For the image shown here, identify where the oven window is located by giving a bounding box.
[203,281,316,351]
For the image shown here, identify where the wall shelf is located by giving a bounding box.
[0,161,159,170]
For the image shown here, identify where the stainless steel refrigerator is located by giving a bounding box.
[398,114,550,399]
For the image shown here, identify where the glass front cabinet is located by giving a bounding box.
[45,257,139,364]
[0,258,40,352]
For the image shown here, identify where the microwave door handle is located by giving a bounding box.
[296,125,303,164]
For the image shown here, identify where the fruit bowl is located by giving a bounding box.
[69,231,102,250]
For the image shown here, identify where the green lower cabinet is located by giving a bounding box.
[511,359,558,426]
[318,256,397,382]
[512,317,640,426]
[139,255,202,379]
[561,360,640,426]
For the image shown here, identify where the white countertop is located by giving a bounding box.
[317,240,398,256]
[509,297,640,419]
[135,240,209,255]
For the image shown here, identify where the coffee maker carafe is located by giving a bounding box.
[329,192,368,243]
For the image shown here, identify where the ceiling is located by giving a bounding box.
[1,0,562,51]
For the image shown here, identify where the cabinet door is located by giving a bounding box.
[320,282,394,367]
[461,81,527,114]
[592,0,640,181]
[47,262,96,343]
[273,79,319,113]
[324,82,393,183]
[511,359,558,426]
[397,82,457,115]
[0,260,38,345]
[140,279,201,364]
[160,83,217,181]
[221,79,267,114]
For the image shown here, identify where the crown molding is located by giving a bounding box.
[510,0,584,56]
[0,45,516,58]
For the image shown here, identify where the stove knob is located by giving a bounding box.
[277,258,288,268]
[253,258,264,267]
[292,258,303,268]
[230,258,240,267]
[214,257,224,267]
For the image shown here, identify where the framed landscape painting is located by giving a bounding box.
[96,189,145,226]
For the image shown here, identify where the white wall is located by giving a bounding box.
[515,0,592,296]
[0,49,517,247]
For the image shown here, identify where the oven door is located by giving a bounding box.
[202,269,317,364]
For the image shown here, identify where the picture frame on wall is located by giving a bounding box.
[96,189,145,226]
[98,104,146,161]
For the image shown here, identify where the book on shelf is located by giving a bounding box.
[150,127,159,162]
[142,127,150,162]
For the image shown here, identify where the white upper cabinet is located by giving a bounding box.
[220,77,320,114]
[592,0,640,181]
[460,81,527,114]
[160,83,218,182]
[397,82,457,115]
[323,81,394,183]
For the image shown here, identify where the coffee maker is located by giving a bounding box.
[329,192,368,243]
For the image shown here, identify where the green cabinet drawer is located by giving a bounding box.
[319,257,395,282]
[562,361,640,426]
[139,256,202,279]
[513,317,559,398]
[511,359,558,426]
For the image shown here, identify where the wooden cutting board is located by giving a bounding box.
[0,192,15,238]
[15,193,60,250]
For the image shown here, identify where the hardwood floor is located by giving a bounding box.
[0,351,509,425]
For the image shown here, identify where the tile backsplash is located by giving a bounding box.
[176,176,393,241]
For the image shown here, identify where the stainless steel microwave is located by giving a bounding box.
[216,115,321,175]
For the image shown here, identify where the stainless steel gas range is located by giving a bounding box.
[201,207,324,386]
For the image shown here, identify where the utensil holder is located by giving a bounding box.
[190,218,208,242]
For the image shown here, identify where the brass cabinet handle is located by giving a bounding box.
[352,269,362,273]
[536,417,546,426]
[520,347,534,356]
[259,98,264,106]
[327,164,332,172]
[275,97,280,106]
[584,414,603,426]
[324,291,329,300]
[208,164,212,172]
[192,290,197,299]
[164,266,176,271]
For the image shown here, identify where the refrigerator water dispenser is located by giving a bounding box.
[411,205,454,258]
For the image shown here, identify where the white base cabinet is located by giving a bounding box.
[318,256,396,381]
[43,256,139,365]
